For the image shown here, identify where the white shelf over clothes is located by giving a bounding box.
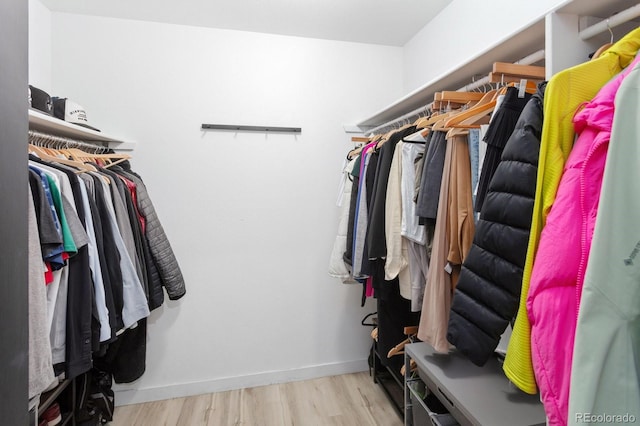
[350,0,640,133]
[354,19,545,131]
[28,109,136,151]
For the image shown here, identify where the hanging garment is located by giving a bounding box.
[76,182,112,344]
[384,141,412,298]
[27,144,184,387]
[416,130,447,221]
[446,134,475,289]
[79,173,121,342]
[343,154,362,270]
[374,273,418,373]
[359,146,380,278]
[447,82,545,366]
[28,185,55,399]
[474,87,531,212]
[467,129,480,207]
[402,137,430,312]
[528,53,640,426]
[328,157,358,283]
[417,136,453,353]
[504,27,640,395]
[113,163,186,302]
[28,170,64,270]
[30,159,94,379]
[401,141,427,245]
[352,143,377,279]
[407,238,430,312]
[59,167,93,380]
[367,126,416,260]
[114,172,153,305]
[568,59,640,426]
[413,131,432,203]
[100,168,146,288]
[92,172,150,330]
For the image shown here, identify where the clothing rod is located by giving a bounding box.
[365,49,546,136]
[201,124,302,133]
[514,49,546,66]
[457,75,491,93]
[364,106,427,136]
[579,4,640,40]
[28,130,110,153]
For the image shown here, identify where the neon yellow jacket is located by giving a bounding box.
[503,27,640,394]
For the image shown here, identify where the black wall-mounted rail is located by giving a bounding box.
[201,124,302,133]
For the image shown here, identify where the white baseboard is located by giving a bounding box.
[114,358,369,406]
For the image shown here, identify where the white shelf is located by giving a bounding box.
[353,0,640,131]
[355,19,545,130]
[28,109,136,150]
[558,0,640,18]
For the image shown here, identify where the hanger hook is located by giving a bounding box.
[606,18,613,44]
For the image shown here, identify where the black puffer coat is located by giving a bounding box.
[447,82,546,366]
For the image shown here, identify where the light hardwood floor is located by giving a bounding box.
[111,372,403,426]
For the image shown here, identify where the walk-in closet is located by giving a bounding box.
[3,0,640,425]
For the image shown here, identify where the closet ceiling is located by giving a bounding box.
[39,0,454,46]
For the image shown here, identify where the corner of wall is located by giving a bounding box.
[28,0,53,90]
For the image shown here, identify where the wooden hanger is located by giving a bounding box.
[446,114,491,139]
[592,42,613,60]
[400,359,417,376]
[415,109,460,129]
[387,326,419,358]
[65,147,131,169]
[376,122,414,148]
[347,146,363,160]
[440,88,497,130]
[439,91,485,104]
[29,144,98,172]
[388,338,410,357]
[491,62,545,80]
[444,100,495,129]
[445,79,536,131]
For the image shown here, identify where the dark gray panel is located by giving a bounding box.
[0,0,29,424]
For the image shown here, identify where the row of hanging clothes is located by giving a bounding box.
[330,25,640,426]
[329,62,542,375]
[27,130,186,404]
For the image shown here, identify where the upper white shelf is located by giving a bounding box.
[355,19,545,130]
[28,109,136,150]
[353,0,640,131]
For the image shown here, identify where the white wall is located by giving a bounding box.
[28,0,52,90]
[402,0,569,92]
[50,13,403,405]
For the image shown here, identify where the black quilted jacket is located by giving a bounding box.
[113,164,186,307]
[447,82,546,366]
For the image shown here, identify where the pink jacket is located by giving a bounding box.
[526,53,640,426]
